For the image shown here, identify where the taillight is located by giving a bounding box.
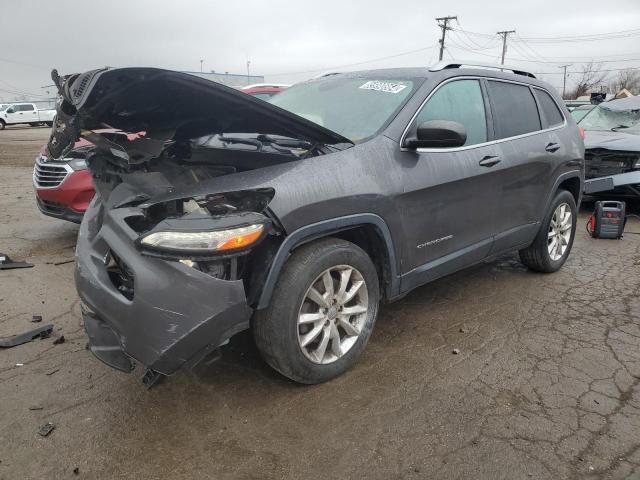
[579,127,585,140]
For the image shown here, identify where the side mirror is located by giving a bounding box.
[404,120,467,149]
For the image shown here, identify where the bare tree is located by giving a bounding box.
[609,68,640,95]
[567,62,608,99]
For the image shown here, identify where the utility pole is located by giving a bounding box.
[200,59,203,73]
[246,60,251,85]
[497,30,516,65]
[435,16,457,61]
[558,64,572,99]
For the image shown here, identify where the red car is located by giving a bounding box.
[33,138,94,223]
[34,86,289,223]
[240,83,288,100]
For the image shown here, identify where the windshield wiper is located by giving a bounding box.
[219,134,318,154]
[256,134,313,150]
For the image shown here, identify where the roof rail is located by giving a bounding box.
[429,61,536,79]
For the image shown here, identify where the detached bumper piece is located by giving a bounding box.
[76,200,254,386]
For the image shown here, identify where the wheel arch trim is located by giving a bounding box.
[545,170,583,212]
[256,213,400,309]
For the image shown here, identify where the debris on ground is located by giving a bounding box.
[46,368,60,376]
[53,259,74,266]
[53,335,65,345]
[452,348,461,355]
[37,422,55,437]
[31,315,43,323]
[15,363,24,367]
[0,324,53,348]
[0,253,34,270]
[29,406,44,411]
[73,467,79,475]
[459,326,468,333]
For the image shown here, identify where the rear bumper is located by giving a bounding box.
[76,199,253,375]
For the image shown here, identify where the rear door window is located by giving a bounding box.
[488,81,541,139]
[415,79,487,146]
[19,104,35,111]
[534,89,564,127]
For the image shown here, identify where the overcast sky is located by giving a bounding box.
[1,0,639,101]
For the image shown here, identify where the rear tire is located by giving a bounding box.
[253,238,380,384]
[0,120,5,130]
[519,189,577,273]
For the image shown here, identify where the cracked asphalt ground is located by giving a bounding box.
[1,126,640,480]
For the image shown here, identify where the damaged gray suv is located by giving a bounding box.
[47,62,584,387]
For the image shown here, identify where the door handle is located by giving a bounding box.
[479,155,501,167]
[545,142,560,153]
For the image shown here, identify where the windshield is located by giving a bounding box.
[580,104,640,135]
[269,77,416,142]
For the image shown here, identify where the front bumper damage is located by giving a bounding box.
[45,67,352,387]
[76,199,253,380]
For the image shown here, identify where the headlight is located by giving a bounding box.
[140,224,265,254]
[65,158,87,171]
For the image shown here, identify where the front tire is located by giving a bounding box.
[519,189,577,272]
[0,120,5,130]
[253,238,380,384]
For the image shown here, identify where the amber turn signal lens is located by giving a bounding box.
[217,228,264,251]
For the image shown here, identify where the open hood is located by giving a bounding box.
[47,67,352,159]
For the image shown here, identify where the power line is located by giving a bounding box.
[497,30,516,65]
[453,23,499,50]
[264,45,438,77]
[445,42,640,66]
[435,16,457,61]
[558,64,572,98]
[451,27,640,43]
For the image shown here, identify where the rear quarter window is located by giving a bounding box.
[488,81,541,139]
[534,89,564,127]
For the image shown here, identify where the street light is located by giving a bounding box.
[200,59,204,73]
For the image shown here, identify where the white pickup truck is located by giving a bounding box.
[0,103,56,130]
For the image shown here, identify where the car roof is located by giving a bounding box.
[313,64,553,90]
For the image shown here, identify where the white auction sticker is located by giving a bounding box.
[359,80,408,94]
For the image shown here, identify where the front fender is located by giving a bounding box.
[255,213,400,309]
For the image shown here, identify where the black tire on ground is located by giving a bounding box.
[519,189,577,273]
[0,120,5,130]
[253,237,380,384]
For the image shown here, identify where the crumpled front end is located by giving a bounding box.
[76,197,254,376]
[46,66,350,383]
[585,148,640,179]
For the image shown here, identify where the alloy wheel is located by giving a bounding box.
[548,203,572,261]
[297,265,369,364]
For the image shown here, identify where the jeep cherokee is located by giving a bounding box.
[46,63,584,386]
